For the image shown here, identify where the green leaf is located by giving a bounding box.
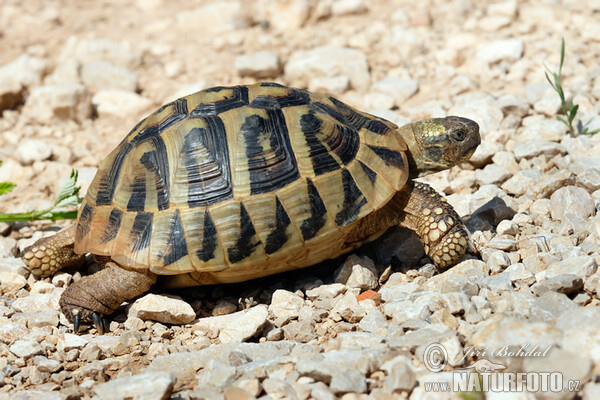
[54,170,80,207]
[0,182,16,195]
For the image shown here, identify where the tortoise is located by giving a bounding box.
[21,82,480,333]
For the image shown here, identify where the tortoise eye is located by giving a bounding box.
[451,129,466,141]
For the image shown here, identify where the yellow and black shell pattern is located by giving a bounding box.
[75,83,408,283]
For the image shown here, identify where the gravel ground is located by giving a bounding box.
[1,0,600,399]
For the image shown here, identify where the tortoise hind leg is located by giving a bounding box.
[60,262,157,333]
[394,181,469,269]
[21,225,86,278]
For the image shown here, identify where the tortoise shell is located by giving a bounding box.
[75,83,408,283]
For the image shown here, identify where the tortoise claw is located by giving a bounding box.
[73,314,81,334]
[92,312,104,335]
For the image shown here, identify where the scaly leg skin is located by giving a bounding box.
[60,262,157,334]
[21,225,86,278]
[395,181,469,269]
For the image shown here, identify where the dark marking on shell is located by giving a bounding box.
[310,98,368,131]
[367,145,406,169]
[173,98,189,115]
[335,169,367,226]
[299,112,340,176]
[228,203,260,263]
[250,88,311,109]
[95,143,133,206]
[242,110,300,195]
[299,110,359,176]
[76,203,93,242]
[131,212,153,252]
[364,119,392,135]
[139,147,170,211]
[358,160,377,185]
[197,210,217,262]
[190,86,250,116]
[260,82,285,87]
[183,116,233,207]
[265,197,291,254]
[300,179,327,240]
[101,209,123,244]
[126,173,146,212]
[163,210,189,265]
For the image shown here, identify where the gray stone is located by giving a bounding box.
[59,36,141,68]
[235,51,280,79]
[478,271,513,293]
[512,140,567,160]
[334,254,378,290]
[23,84,92,123]
[62,333,89,352]
[501,169,542,195]
[269,289,305,325]
[254,0,310,31]
[371,76,419,106]
[0,237,17,259]
[0,271,27,294]
[550,186,595,220]
[10,390,64,400]
[0,322,28,344]
[285,46,370,91]
[357,309,388,335]
[20,311,60,328]
[331,0,367,15]
[505,263,535,285]
[440,275,479,298]
[381,355,417,393]
[521,115,568,141]
[282,320,317,343]
[583,383,600,400]
[9,340,45,359]
[219,305,268,343]
[468,316,562,364]
[196,359,236,388]
[12,293,60,313]
[0,55,46,111]
[92,89,152,118]
[570,157,600,191]
[388,324,454,351]
[535,256,597,282]
[148,342,301,380]
[33,356,61,373]
[177,2,249,32]
[81,60,138,92]
[192,305,268,343]
[529,292,577,323]
[331,291,365,323]
[128,294,196,324]
[337,331,385,350]
[523,347,592,388]
[93,371,176,400]
[296,357,367,394]
[531,274,583,296]
[476,38,523,63]
[308,76,349,95]
[476,164,511,185]
[469,140,505,167]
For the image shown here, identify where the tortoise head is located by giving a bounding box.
[401,116,480,178]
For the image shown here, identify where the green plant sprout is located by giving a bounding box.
[0,161,17,196]
[0,169,82,222]
[544,38,599,136]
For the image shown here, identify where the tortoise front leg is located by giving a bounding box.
[21,225,86,278]
[60,262,157,333]
[394,181,469,269]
